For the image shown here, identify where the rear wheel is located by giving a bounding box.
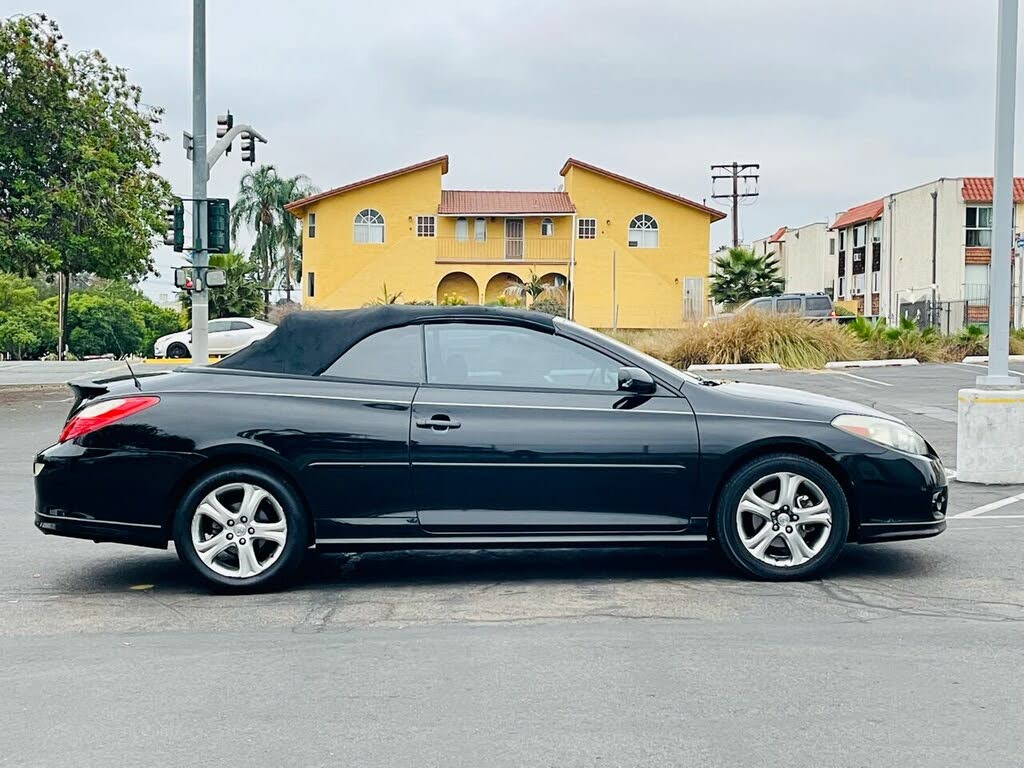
[173,466,308,591]
[716,454,849,580]
[167,342,189,359]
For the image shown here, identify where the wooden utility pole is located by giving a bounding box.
[711,162,760,247]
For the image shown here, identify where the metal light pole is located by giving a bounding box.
[980,0,1020,386]
[190,0,210,365]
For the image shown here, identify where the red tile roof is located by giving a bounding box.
[438,190,575,215]
[961,177,1024,202]
[767,226,787,243]
[831,199,884,230]
[284,155,449,214]
[559,158,727,221]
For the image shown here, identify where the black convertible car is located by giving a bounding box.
[34,306,947,590]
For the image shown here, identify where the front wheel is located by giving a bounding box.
[167,342,189,359]
[715,454,849,580]
[173,466,309,591]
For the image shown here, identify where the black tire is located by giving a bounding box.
[173,466,309,592]
[715,453,849,581]
[167,342,189,359]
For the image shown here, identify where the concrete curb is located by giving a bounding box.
[688,363,783,372]
[825,359,919,369]
[962,354,1024,364]
[0,383,69,395]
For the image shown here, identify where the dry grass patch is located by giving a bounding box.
[610,314,865,370]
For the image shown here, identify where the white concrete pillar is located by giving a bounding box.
[956,389,1024,484]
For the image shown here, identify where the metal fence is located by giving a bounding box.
[899,300,993,334]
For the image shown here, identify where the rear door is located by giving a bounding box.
[411,322,699,533]
[206,319,233,354]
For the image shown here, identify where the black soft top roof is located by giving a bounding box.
[214,305,556,376]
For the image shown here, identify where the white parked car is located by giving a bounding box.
[153,317,275,359]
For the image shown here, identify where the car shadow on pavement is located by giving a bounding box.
[58,541,936,595]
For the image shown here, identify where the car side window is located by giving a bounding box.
[746,298,772,313]
[320,325,424,382]
[805,297,832,312]
[230,321,253,331]
[424,323,621,391]
[775,297,801,314]
[208,320,231,334]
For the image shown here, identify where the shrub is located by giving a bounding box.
[611,314,864,370]
[267,301,303,325]
[530,298,566,316]
[439,293,468,306]
[0,302,57,359]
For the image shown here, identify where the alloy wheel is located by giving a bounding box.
[190,482,288,579]
[735,471,833,568]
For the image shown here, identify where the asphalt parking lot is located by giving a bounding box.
[1,363,1022,767]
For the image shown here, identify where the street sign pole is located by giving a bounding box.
[980,0,1020,386]
[190,0,209,365]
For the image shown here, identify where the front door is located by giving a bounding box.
[504,218,524,260]
[411,322,699,533]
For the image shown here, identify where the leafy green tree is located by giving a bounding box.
[231,165,316,310]
[0,15,171,356]
[709,247,785,306]
[53,293,144,358]
[0,273,39,312]
[0,301,57,359]
[180,252,263,320]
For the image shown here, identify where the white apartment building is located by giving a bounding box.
[751,222,834,295]
[832,177,1024,328]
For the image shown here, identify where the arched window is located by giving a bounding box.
[353,208,385,243]
[540,217,554,237]
[627,214,658,248]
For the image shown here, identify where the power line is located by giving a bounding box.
[711,162,760,248]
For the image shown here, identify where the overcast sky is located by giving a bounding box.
[4,0,1017,298]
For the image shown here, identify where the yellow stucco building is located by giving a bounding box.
[285,155,724,328]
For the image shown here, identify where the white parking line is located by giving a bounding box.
[950,492,1024,519]
[956,362,1024,376]
[836,372,893,387]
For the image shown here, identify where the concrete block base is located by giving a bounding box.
[956,388,1024,484]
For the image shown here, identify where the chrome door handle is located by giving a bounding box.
[416,416,461,430]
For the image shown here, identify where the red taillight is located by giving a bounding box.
[59,396,160,443]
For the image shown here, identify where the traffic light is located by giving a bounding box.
[207,198,231,254]
[217,111,233,154]
[240,130,255,164]
[163,198,185,252]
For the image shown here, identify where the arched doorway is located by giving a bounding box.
[485,272,523,305]
[436,272,479,305]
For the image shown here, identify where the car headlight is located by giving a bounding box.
[832,414,929,455]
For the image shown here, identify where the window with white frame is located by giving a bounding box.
[577,218,596,239]
[852,223,866,248]
[627,214,659,248]
[307,212,316,239]
[964,263,991,300]
[353,208,384,243]
[966,205,993,247]
[416,215,435,238]
[540,217,554,237]
[829,238,835,255]
[838,230,846,251]
[474,217,486,241]
[871,219,882,242]
[853,274,865,295]
[871,271,881,293]
[838,276,847,297]
[455,217,469,241]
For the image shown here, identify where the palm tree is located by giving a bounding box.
[709,247,785,307]
[502,271,564,307]
[231,166,317,312]
[274,173,316,302]
[179,251,263,319]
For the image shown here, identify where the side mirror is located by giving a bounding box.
[617,366,656,395]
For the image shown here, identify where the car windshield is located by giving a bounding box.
[554,318,703,386]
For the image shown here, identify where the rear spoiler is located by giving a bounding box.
[67,370,166,414]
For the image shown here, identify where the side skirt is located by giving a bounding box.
[314,533,709,552]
